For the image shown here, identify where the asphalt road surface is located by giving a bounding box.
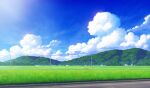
[1,80,150,88]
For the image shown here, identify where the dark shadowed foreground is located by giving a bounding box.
[1,80,150,88]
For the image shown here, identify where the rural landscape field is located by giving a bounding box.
[0,47,149,85]
[0,0,150,87]
[0,66,150,85]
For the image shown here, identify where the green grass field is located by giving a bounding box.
[0,66,150,85]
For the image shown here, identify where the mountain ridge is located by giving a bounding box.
[0,48,150,66]
[0,56,60,65]
[61,48,150,65]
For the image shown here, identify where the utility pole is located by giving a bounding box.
[131,55,133,66]
[90,56,92,66]
[50,58,51,65]
[9,53,11,65]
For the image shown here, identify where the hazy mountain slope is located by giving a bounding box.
[0,56,60,65]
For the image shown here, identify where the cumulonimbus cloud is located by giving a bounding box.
[65,12,150,60]
[88,12,120,36]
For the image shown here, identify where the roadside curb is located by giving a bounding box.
[1,79,150,88]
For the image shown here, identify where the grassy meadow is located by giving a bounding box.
[0,66,150,85]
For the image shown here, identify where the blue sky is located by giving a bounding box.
[0,0,150,61]
[0,0,150,49]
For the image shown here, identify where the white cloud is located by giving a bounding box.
[120,32,139,49]
[88,12,120,36]
[97,28,126,49]
[20,34,42,49]
[51,50,82,61]
[66,43,87,54]
[0,12,150,61]
[120,33,150,50]
[82,37,101,54]
[42,40,61,48]
[21,47,51,57]
[65,12,150,60]
[18,34,52,57]
[66,28,126,56]
[51,50,63,60]
[65,37,102,60]
[0,49,10,62]
[0,34,61,61]
[66,37,100,55]
[135,34,150,49]
[66,12,124,56]
[10,45,22,59]
[128,14,150,34]
[64,55,79,61]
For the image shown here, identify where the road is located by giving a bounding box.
[1,80,150,88]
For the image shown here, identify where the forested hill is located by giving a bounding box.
[61,48,150,66]
[0,48,150,66]
[0,56,60,65]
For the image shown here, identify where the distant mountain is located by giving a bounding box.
[0,56,60,65]
[61,48,150,66]
[0,48,150,66]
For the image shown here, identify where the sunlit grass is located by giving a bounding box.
[0,66,150,85]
